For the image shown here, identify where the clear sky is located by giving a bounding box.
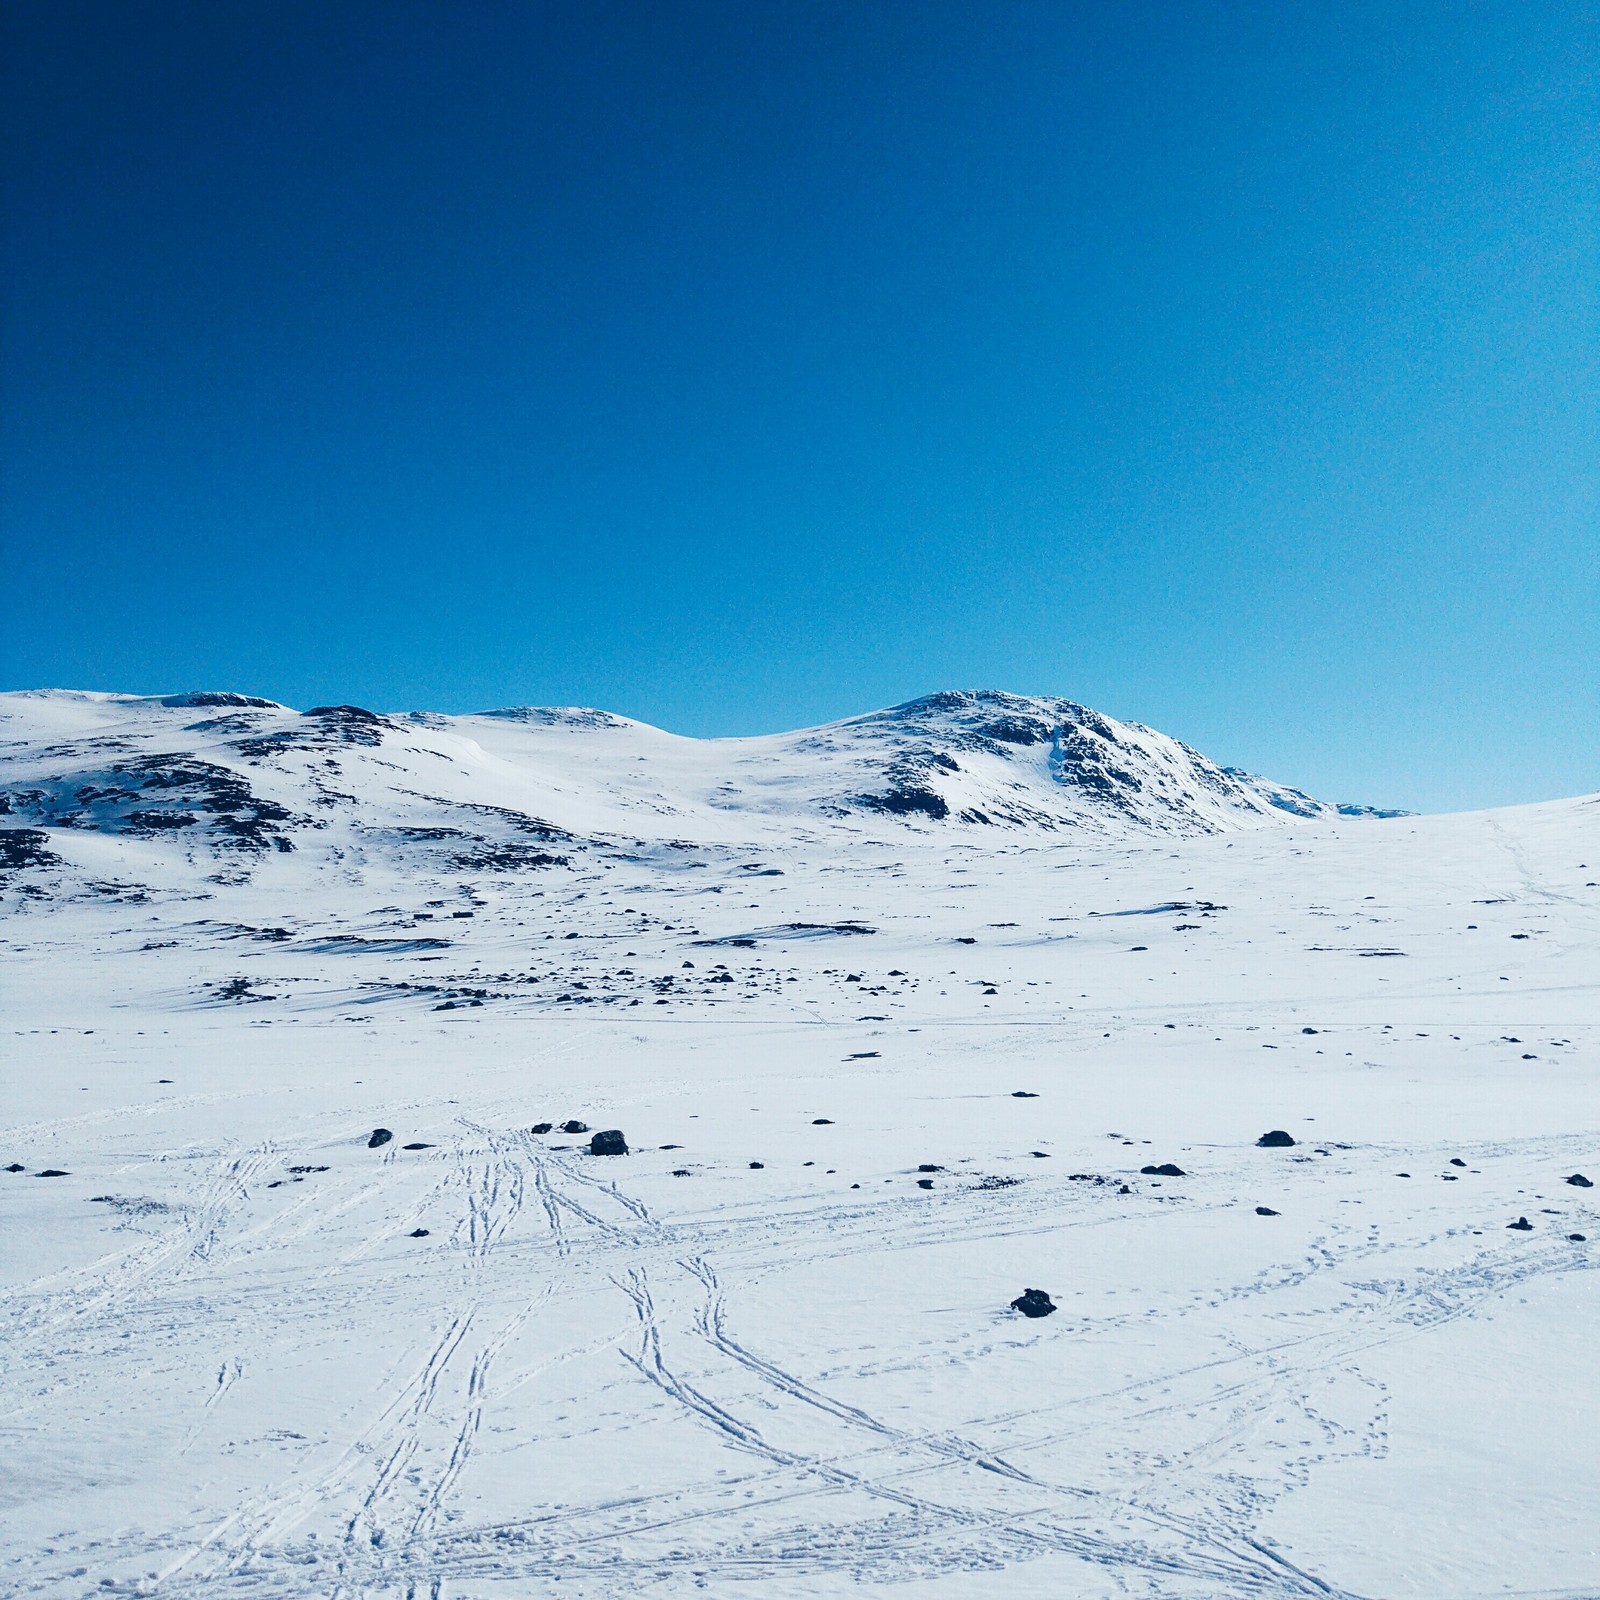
[2,2,1595,812]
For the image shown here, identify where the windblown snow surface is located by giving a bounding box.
[1,688,1596,1600]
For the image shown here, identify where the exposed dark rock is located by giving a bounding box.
[451,841,567,872]
[917,1164,944,1173]
[530,1123,553,1134]
[215,976,267,1003]
[367,1129,393,1149]
[1256,1130,1296,1148]
[812,1118,834,1125]
[1255,1206,1280,1216]
[560,1120,589,1134]
[0,829,61,872]
[749,1161,764,1169]
[854,785,949,820]
[1507,1216,1533,1230]
[916,1178,935,1189]
[589,1129,628,1156]
[1140,1163,1186,1177]
[1566,1173,1593,1188]
[1450,1157,1466,1167]
[4,1163,24,1173]
[1571,1234,1587,1242]
[160,692,281,709]
[13,756,298,851]
[36,1169,69,1178]
[672,1168,691,1176]
[1011,1090,1038,1098]
[1010,1288,1056,1318]
[409,1228,430,1238]
[402,1142,433,1150]
[287,1165,329,1174]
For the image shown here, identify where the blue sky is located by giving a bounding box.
[2,1,1595,812]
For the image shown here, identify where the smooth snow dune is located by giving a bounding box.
[0,692,1596,1598]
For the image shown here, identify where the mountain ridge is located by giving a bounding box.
[0,687,1407,882]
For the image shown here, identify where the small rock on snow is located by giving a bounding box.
[1011,1288,1056,1318]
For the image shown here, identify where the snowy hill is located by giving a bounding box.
[0,688,1401,897]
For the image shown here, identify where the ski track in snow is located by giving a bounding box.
[1,690,1597,1597]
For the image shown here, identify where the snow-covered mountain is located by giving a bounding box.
[0,689,1402,893]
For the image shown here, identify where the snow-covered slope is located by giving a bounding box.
[0,689,1400,894]
[2,687,1595,1600]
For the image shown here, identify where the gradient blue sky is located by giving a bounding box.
[3,1,1595,811]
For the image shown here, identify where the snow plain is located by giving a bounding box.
[1,690,1596,1600]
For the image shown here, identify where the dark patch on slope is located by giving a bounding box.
[0,828,61,872]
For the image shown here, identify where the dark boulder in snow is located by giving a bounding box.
[530,1122,553,1134]
[589,1129,628,1156]
[1256,1130,1296,1148]
[1011,1090,1038,1098]
[1565,1173,1593,1188]
[36,1169,70,1178]
[1010,1288,1056,1318]
[1140,1162,1185,1177]
[560,1119,589,1134]
[1507,1216,1533,1231]
[367,1128,393,1148]
[409,1228,430,1237]
[402,1142,433,1150]
[1255,1206,1280,1216]
[4,1163,24,1173]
